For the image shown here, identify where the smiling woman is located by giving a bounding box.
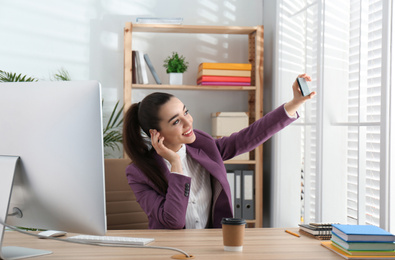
[123,84,313,230]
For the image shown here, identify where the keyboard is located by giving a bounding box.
[67,235,155,245]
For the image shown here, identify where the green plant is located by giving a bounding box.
[103,100,124,154]
[0,70,37,82]
[163,52,189,73]
[51,67,71,81]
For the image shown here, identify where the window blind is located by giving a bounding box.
[347,0,382,226]
[277,0,384,226]
[278,0,319,224]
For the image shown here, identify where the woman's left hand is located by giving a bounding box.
[284,73,316,116]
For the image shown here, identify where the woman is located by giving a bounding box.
[123,74,315,229]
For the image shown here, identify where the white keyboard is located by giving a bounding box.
[67,235,154,245]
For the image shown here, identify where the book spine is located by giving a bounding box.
[198,81,251,86]
[197,76,251,83]
[134,50,142,83]
[197,69,252,77]
[132,51,137,84]
[137,51,149,84]
[198,63,252,71]
[144,54,162,84]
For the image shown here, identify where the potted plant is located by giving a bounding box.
[163,52,188,85]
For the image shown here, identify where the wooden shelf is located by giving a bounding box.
[124,22,264,227]
[131,24,258,35]
[132,84,256,91]
[224,160,256,165]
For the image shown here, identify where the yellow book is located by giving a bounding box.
[197,69,251,78]
[321,241,395,259]
[198,63,252,71]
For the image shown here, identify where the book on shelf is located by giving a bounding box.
[197,69,251,78]
[321,241,395,259]
[298,223,333,240]
[198,62,252,71]
[197,62,252,87]
[132,51,137,84]
[135,17,183,24]
[197,76,251,83]
[198,81,251,86]
[133,51,156,85]
[143,53,162,84]
[133,50,142,84]
[136,51,149,84]
[332,225,395,242]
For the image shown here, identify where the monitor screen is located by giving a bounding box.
[0,80,106,258]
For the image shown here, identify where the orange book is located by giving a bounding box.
[321,241,395,259]
[197,76,251,83]
[198,63,252,71]
[197,69,251,78]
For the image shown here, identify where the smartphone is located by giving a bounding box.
[297,77,311,96]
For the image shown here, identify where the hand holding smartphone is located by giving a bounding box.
[297,77,311,96]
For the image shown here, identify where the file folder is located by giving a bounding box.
[226,171,235,215]
[242,170,254,219]
[234,170,242,218]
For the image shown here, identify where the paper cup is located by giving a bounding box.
[221,218,246,252]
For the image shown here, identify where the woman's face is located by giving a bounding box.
[157,97,196,152]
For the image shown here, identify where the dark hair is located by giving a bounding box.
[123,92,174,194]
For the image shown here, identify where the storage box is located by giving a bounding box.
[211,112,249,160]
[211,112,249,136]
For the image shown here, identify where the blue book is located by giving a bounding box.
[332,233,395,251]
[144,54,162,84]
[332,224,395,242]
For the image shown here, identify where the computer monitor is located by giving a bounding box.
[0,80,106,259]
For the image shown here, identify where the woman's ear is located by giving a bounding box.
[149,129,159,136]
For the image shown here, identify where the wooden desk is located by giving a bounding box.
[3,228,341,259]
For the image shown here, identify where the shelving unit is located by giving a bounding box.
[123,22,264,227]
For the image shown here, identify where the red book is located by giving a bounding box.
[197,76,251,83]
[198,63,252,71]
[198,81,251,86]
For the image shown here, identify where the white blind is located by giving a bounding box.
[278,0,319,224]
[277,0,384,226]
[347,0,382,226]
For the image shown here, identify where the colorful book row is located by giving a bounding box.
[321,224,395,259]
[197,63,252,86]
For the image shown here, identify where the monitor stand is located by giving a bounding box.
[0,156,52,260]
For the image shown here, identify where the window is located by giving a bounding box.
[274,0,392,230]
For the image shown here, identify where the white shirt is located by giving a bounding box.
[164,145,212,229]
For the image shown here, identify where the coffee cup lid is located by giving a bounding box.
[221,218,246,225]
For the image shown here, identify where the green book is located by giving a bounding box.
[332,242,395,256]
[332,233,395,251]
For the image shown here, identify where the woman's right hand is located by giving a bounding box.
[150,129,183,174]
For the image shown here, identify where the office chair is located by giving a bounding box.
[104,159,149,230]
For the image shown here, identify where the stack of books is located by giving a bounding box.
[298,223,333,240]
[321,224,395,259]
[197,63,252,86]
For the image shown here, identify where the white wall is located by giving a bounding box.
[0,0,263,158]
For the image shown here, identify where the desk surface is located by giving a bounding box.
[3,228,341,259]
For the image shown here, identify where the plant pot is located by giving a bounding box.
[168,73,183,85]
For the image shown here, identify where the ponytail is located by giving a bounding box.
[123,93,174,194]
[123,103,147,160]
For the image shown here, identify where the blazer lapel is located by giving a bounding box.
[185,145,227,183]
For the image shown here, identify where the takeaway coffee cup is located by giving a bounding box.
[221,218,246,252]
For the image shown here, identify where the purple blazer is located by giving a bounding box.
[126,104,297,229]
